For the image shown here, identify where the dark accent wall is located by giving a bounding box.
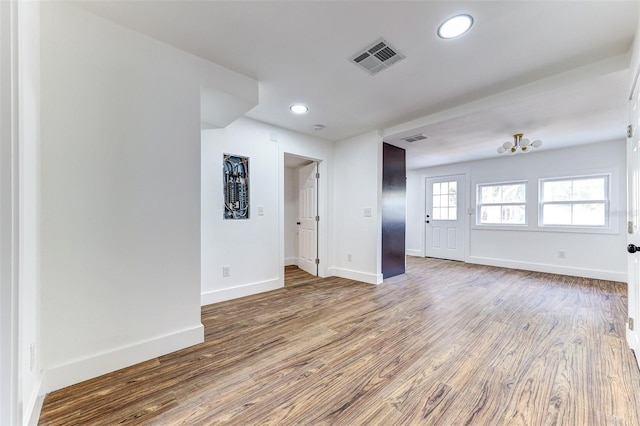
[382,143,406,279]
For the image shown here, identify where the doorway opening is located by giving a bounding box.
[284,154,319,286]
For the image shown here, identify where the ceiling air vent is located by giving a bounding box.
[350,38,405,75]
[401,134,428,143]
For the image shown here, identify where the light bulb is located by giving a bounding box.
[531,140,543,148]
[521,146,529,152]
[497,146,505,154]
[290,104,309,114]
[502,141,512,149]
[508,147,517,155]
[437,14,474,39]
[520,138,531,147]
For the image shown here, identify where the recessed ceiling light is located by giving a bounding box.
[437,14,474,39]
[290,104,309,114]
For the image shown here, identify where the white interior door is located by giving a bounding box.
[425,175,465,261]
[298,162,317,275]
[627,73,640,356]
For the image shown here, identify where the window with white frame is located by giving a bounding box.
[539,174,609,227]
[477,182,527,225]
[432,180,458,221]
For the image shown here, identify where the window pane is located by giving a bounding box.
[480,206,501,224]
[543,181,572,202]
[433,207,441,220]
[502,184,526,203]
[501,205,525,224]
[433,182,441,195]
[433,194,441,207]
[543,204,572,225]
[448,181,457,195]
[481,186,501,204]
[572,178,605,201]
[448,192,457,207]
[573,203,605,226]
[449,207,457,221]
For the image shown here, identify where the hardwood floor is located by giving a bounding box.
[39,258,640,425]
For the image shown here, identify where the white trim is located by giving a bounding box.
[406,249,423,257]
[1,1,19,424]
[42,325,204,394]
[328,267,382,285]
[468,255,626,282]
[201,278,281,306]
[25,379,43,426]
[284,257,298,266]
[627,329,639,369]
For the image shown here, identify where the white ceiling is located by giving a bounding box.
[73,1,639,169]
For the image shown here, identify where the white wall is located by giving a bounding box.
[330,131,383,284]
[407,140,627,281]
[201,117,333,305]
[284,166,298,266]
[39,3,257,393]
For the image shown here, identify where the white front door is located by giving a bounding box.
[298,162,318,275]
[627,74,640,356]
[425,175,465,261]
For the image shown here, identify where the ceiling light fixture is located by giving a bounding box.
[290,104,309,114]
[437,14,474,39]
[313,124,325,131]
[497,133,543,155]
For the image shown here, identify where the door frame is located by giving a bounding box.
[1,1,19,423]
[423,173,469,262]
[280,151,327,283]
[627,64,640,356]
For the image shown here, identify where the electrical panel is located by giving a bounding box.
[223,154,249,219]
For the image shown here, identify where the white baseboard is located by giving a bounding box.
[284,257,298,266]
[26,377,44,426]
[406,249,423,257]
[201,278,281,306]
[467,256,627,282]
[42,324,204,394]
[328,267,383,285]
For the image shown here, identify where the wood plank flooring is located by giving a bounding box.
[39,258,640,425]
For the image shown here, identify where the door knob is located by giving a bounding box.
[628,244,639,253]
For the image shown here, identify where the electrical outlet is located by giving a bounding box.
[363,208,372,217]
[347,254,352,262]
[558,251,566,259]
[222,266,230,277]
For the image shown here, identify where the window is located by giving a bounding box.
[432,181,457,220]
[477,182,526,225]
[539,175,609,227]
